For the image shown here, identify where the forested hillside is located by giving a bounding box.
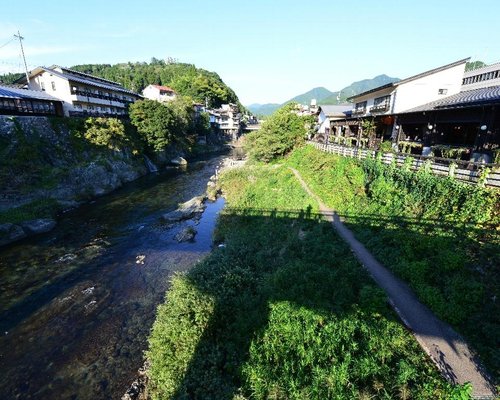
[71,59,240,108]
[0,59,240,109]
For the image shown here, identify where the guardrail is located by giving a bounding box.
[308,141,500,188]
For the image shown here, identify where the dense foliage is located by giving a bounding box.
[69,59,240,108]
[129,98,197,152]
[245,103,314,162]
[286,146,500,380]
[147,164,469,399]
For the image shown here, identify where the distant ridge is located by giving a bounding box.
[248,74,400,116]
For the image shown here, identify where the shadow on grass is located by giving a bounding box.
[150,207,498,399]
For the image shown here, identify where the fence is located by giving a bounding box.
[308,141,500,188]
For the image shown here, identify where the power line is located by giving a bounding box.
[0,37,15,50]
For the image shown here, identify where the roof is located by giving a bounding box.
[151,84,175,92]
[319,104,352,117]
[0,84,62,102]
[17,66,140,96]
[348,58,470,101]
[398,85,500,113]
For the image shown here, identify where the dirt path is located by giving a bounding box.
[289,167,496,399]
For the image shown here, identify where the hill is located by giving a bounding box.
[0,59,241,109]
[70,60,240,108]
[320,74,399,104]
[288,86,333,105]
[248,74,400,116]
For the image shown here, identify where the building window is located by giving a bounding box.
[354,101,367,113]
[372,96,390,111]
[40,82,45,91]
[438,88,448,95]
[51,81,56,91]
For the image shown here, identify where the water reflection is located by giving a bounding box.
[0,155,226,399]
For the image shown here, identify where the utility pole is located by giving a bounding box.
[14,30,30,89]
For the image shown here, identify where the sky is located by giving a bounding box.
[1,0,499,105]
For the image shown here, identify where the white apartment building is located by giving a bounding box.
[348,58,469,117]
[461,61,500,91]
[18,65,141,117]
[142,84,177,102]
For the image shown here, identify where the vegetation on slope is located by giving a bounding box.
[70,59,240,108]
[147,164,469,399]
[285,146,500,381]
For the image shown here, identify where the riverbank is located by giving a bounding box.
[0,115,234,247]
[145,161,467,399]
[0,153,230,400]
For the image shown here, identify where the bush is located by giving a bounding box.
[245,103,314,162]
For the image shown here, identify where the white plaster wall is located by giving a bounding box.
[30,72,73,115]
[393,63,465,113]
[142,85,160,101]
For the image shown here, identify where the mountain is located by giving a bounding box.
[320,75,399,104]
[247,103,282,116]
[248,74,400,116]
[288,87,333,105]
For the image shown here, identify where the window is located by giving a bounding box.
[373,96,390,111]
[75,104,83,110]
[438,88,448,95]
[51,81,56,91]
[354,101,367,113]
[41,82,45,91]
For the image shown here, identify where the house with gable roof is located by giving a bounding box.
[142,84,177,102]
[16,65,141,117]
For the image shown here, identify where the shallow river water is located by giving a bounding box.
[0,154,226,399]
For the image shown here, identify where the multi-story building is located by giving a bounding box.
[210,103,241,139]
[142,84,177,102]
[17,65,141,117]
[0,84,63,116]
[348,58,468,118]
[461,61,500,91]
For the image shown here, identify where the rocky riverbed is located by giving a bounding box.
[0,152,236,400]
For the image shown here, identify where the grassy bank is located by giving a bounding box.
[146,164,468,399]
[285,145,499,381]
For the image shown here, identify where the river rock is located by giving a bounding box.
[20,218,57,235]
[170,156,187,166]
[174,226,197,242]
[162,196,206,222]
[0,223,27,246]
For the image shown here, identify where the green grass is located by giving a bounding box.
[285,145,500,382]
[146,164,468,399]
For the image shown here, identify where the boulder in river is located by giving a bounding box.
[170,156,187,166]
[162,196,206,223]
[20,218,57,235]
[174,226,197,242]
[0,223,27,246]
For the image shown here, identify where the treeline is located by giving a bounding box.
[70,59,240,108]
[0,59,241,109]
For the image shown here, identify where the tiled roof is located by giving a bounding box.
[320,104,352,116]
[18,66,140,96]
[399,85,500,113]
[152,85,175,92]
[0,85,61,101]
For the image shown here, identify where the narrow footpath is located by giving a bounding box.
[289,167,496,399]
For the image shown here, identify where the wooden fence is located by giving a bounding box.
[308,141,500,188]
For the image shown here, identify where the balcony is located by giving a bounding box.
[370,103,390,113]
[351,108,366,116]
[71,89,132,105]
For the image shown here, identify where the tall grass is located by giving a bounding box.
[146,164,468,399]
[286,145,499,381]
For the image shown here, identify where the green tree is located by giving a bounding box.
[245,103,314,162]
[83,117,130,150]
[465,60,486,71]
[129,99,195,152]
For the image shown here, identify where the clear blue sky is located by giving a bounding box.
[1,0,499,105]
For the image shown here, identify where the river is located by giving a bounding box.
[0,153,228,399]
